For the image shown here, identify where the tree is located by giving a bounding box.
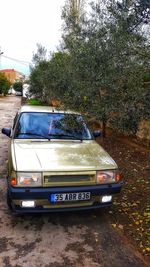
[13,81,23,93]
[114,0,150,31]
[29,43,49,102]
[62,0,85,30]
[29,60,50,102]
[60,0,150,135]
[0,73,11,96]
[30,51,73,104]
[29,0,150,136]
[31,43,47,67]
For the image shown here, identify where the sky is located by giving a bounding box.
[0,0,66,76]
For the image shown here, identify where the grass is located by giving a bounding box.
[27,98,43,106]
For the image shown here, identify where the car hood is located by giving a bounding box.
[13,140,117,172]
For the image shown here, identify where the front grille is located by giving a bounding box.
[43,171,96,186]
[43,200,94,209]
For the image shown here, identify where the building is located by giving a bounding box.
[0,69,25,84]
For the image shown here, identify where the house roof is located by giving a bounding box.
[0,69,15,73]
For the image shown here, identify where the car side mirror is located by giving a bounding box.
[93,130,101,138]
[2,128,12,137]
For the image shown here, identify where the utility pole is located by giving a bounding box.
[0,47,4,70]
[70,0,85,25]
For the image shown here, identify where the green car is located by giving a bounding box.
[2,105,122,213]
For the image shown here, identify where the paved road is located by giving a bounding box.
[0,96,148,267]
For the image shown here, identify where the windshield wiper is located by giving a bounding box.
[16,132,51,141]
[48,134,83,141]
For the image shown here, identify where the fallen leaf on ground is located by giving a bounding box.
[118,224,124,230]
[112,224,117,228]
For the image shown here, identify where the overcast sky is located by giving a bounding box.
[0,0,66,75]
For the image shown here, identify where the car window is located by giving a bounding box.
[14,112,92,140]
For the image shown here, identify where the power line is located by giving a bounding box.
[1,54,30,66]
[2,54,30,65]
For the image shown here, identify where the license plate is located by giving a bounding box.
[51,192,91,202]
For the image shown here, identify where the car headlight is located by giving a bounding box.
[96,170,120,184]
[11,172,42,187]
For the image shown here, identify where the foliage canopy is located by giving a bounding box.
[29,0,150,136]
[13,81,23,92]
[0,73,11,95]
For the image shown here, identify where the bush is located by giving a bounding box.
[143,72,150,83]
[27,99,43,105]
[13,81,23,92]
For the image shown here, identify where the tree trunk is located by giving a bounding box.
[102,120,106,138]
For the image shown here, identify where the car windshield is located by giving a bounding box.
[14,112,92,140]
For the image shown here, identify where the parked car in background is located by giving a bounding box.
[7,86,16,95]
[2,105,122,213]
[8,89,12,95]
[15,91,22,96]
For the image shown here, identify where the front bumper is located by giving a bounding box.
[8,183,122,213]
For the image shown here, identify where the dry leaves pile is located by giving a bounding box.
[99,135,150,258]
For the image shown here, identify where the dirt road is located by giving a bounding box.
[0,96,148,267]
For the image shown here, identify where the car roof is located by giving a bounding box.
[20,105,80,115]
